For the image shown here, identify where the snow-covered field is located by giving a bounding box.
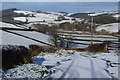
[62,35,117,41]
[14,10,81,26]
[1,30,46,47]
[0,22,22,28]
[0,21,51,47]
[112,14,120,19]
[96,23,119,33]
[58,32,118,38]
[8,30,50,44]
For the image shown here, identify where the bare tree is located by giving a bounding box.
[65,35,75,48]
[48,26,59,47]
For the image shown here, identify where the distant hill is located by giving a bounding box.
[0,8,18,23]
[59,12,68,16]
[1,8,118,25]
[68,13,93,19]
[0,8,33,24]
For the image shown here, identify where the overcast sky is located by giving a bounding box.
[1,0,120,2]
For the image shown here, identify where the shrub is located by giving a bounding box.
[85,41,111,54]
[29,45,56,56]
[97,29,109,34]
[33,24,49,33]
[1,45,33,70]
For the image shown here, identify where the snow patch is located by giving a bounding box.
[0,22,21,28]
[96,23,119,33]
[1,64,49,79]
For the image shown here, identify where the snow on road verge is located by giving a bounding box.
[1,64,49,79]
[93,53,119,78]
[33,49,73,66]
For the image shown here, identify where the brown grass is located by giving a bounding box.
[85,42,111,54]
[29,45,86,56]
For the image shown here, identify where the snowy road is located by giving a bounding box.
[47,52,113,78]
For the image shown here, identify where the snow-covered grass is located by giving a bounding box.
[0,29,2,45]
[1,64,49,79]
[14,10,58,23]
[58,32,118,38]
[8,30,50,44]
[14,10,34,15]
[93,53,119,78]
[96,23,119,33]
[32,49,73,66]
[0,22,22,28]
[112,14,120,19]
[1,30,47,47]
[62,35,117,41]
[89,12,107,16]
[0,21,51,47]
[46,11,64,16]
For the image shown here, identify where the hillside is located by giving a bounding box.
[0,22,51,47]
[1,8,119,33]
[96,23,119,33]
[13,9,81,25]
[68,12,92,19]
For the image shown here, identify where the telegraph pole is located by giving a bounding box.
[118,1,120,52]
[118,1,120,80]
[91,16,93,44]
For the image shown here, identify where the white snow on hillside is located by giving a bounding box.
[112,14,120,19]
[0,30,1,45]
[46,11,64,16]
[14,10,34,15]
[0,21,51,47]
[14,10,79,25]
[58,32,118,38]
[62,35,117,41]
[0,22,21,28]
[89,12,108,16]
[14,17,28,22]
[1,30,48,47]
[68,12,108,17]
[8,30,50,44]
[67,13,75,16]
[14,10,58,22]
[96,23,119,33]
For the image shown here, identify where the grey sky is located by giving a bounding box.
[1,0,120,2]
